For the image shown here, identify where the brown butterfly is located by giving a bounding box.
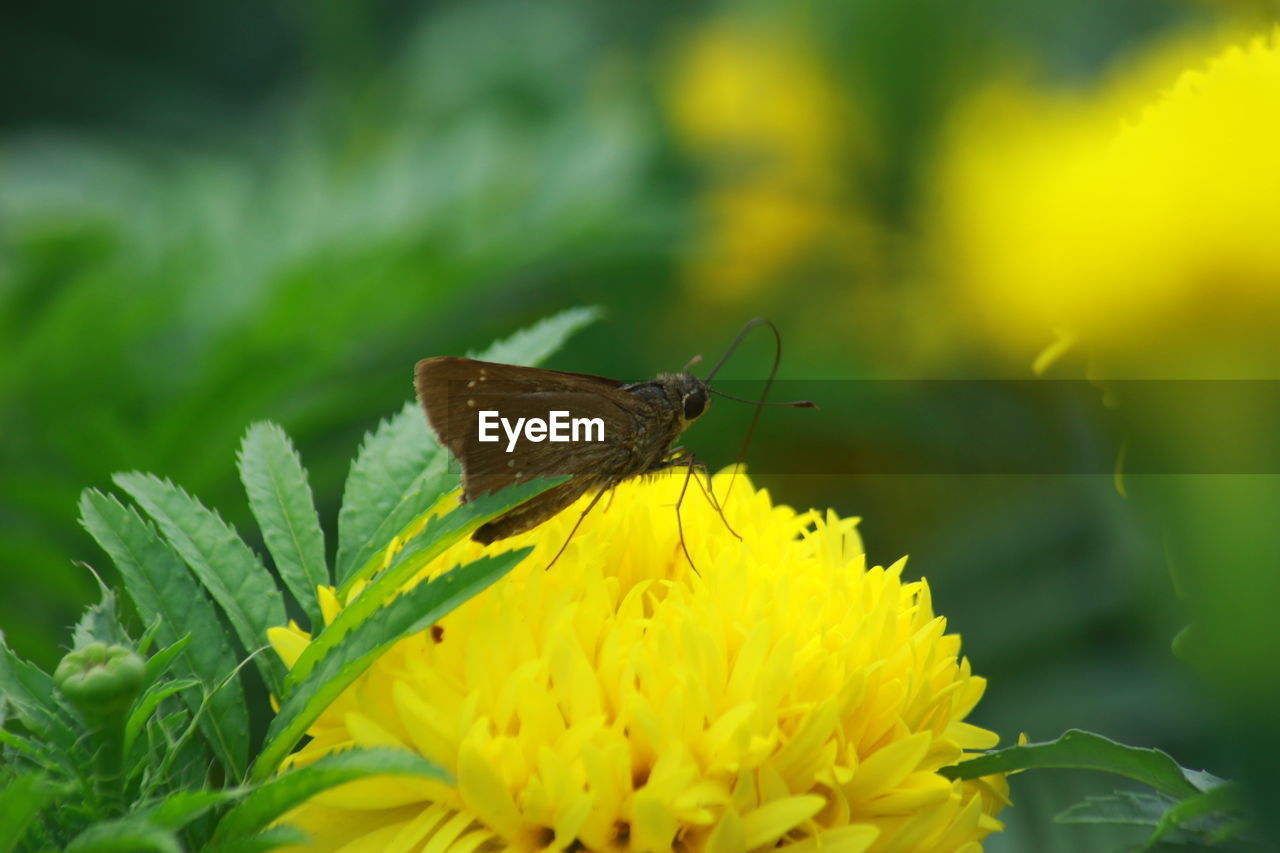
[414,318,813,564]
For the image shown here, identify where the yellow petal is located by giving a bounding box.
[457,740,522,841]
[268,626,309,668]
[706,809,746,853]
[742,795,826,849]
[421,811,478,853]
[846,731,932,803]
[630,790,677,852]
[779,824,880,853]
[318,586,343,626]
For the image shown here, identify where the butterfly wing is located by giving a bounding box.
[415,357,651,501]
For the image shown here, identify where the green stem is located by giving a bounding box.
[89,716,128,815]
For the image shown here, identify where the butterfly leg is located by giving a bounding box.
[543,488,608,571]
[651,450,743,551]
[686,458,742,542]
[674,455,701,576]
[648,446,692,473]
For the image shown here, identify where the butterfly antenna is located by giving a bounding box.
[704,318,791,502]
[709,389,817,407]
[704,318,769,382]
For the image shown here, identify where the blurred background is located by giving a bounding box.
[4,0,1279,848]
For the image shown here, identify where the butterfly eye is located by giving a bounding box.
[683,389,707,420]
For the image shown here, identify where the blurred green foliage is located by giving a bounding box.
[1,0,1269,849]
[1,0,671,669]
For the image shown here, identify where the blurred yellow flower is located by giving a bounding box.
[668,22,877,302]
[934,26,1280,376]
[270,470,1007,852]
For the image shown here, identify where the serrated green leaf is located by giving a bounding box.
[136,788,247,831]
[252,550,527,781]
[238,422,328,629]
[112,473,288,696]
[64,817,182,853]
[70,583,130,650]
[1055,786,1244,850]
[217,748,444,844]
[940,729,1223,799]
[0,728,70,777]
[0,773,56,853]
[207,824,309,853]
[124,679,200,758]
[140,634,192,692]
[1055,790,1175,827]
[1142,783,1242,850]
[0,643,77,750]
[469,305,601,365]
[79,490,249,780]
[136,617,163,656]
[334,403,449,586]
[304,476,563,688]
[143,710,209,795]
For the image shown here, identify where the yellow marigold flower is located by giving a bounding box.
[269,470,1007,852]
[671,24,841,176]
[934,26,1280,376]
[667,22,878,302]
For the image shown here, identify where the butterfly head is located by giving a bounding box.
[671,373,711,425]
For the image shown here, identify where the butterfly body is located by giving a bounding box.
[415,358,710,544]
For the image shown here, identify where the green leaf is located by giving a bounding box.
[0,642,77,749]
[469,305,601,365]
[79,490,249,780]
[1055,790,1176,827]
[940,729,1224,799]
[0,728,70,777]
[64,817,182,853]
[1055,786,1245,850]
[124,679,200,758]
[70,582,130,650]
[251,550,527,781]
[207,825,309,853]
[0,773,56,853]
[112,473,288,696]
[136,617,163,656]
[137,788,247,831]
[1142,783,1243,849]
[144,710,208,795]
[333,403,450,586]
[140,634,193,691]
[309,476,563,687]
[238,422,328,629]
[217,748,445,844]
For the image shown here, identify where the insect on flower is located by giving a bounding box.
[414,317,815,568]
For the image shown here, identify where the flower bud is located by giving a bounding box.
[54,642,145,717]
